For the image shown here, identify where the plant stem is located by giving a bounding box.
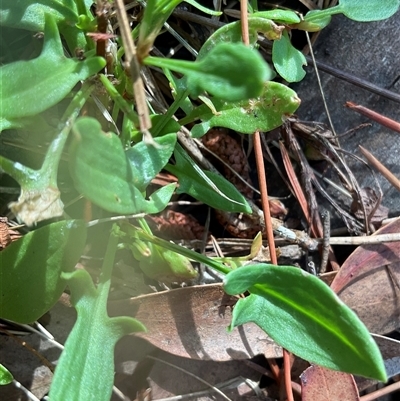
[115,0,151,134]
[152,86,191,136]
[99,74,140,127]
[99,226,120,287]
[135,228,231,275]
[305,6,341,21]
[0,157,38,185]
[41,83,95,185]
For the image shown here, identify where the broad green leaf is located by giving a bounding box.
[144,42,272,102]
[223,264,387,381]
[0,14,105,132]
[189,82,300,137]
[166,144,251,213]
[272,30,307,82]
[0,220,87,323]
[69,117,175,214]
[197,17,284,61]
[126,133,177,191]
[49,235,145,401]
[305,0,399,23]
[253,10,301,24]
[0,364,13,385]
[338,0,399,21]
[0,0,93,50]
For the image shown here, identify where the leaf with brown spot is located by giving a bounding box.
[301,365,359,401]
[108,284,282,361]
[330,218,400,333]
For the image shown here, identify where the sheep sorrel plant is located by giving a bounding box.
[1,0,398,399]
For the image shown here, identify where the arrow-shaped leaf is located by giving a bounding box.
[223,264,387,381]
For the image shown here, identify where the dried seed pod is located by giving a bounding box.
[0,217,22,250]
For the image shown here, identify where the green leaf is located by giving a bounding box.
[49,235,145,401]
[119,221,198,283]
[223,264,387,381]
[166,144,251,213]
[295,14,331,32]
[144,42,273,102]
[338,0,399,21]
[0,14,105,131]
[0,364,13,385]
[138,0,182,58]
[189,82,300,137]
[1,83,94,226]
[126,133,177,191]
[272,30,307,82]
[253,10,301,24]
[184,0,222,16]
[69,117,175,214]
[0,0,93,50]
[305,0,399,23]
[137,0,220,58]
[197,17,284,61]
[0,220,87,323]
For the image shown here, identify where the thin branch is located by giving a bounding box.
[114,0,152,139]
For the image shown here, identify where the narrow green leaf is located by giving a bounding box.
[272,30,307,82]
[0,364,13,385]
[166,145,251,213]
[295,14,331,32]
[69,117,175,214]
[126,133,177,191]
[0,220,87,323]
[253,10,301,24]
[189,82,300,137]
[0,14,105,131]
[223,264,387,381]
[50,235,145,401]
[138,0,182,58]
[184,0,222,16]
[144,42,272,102]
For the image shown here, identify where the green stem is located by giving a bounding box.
[0,156,38,184]
[98,226,120,288]
[152,79,191,136]
[305,6,342,21]
[99,74,140,128]
[41,83,95,185]
[135,229,231,275]
[74,0,89,17]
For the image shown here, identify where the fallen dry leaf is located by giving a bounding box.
[145,352,265,401]
[330,218,400,333]
[108,284,282,361]
[301,365,359,401]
